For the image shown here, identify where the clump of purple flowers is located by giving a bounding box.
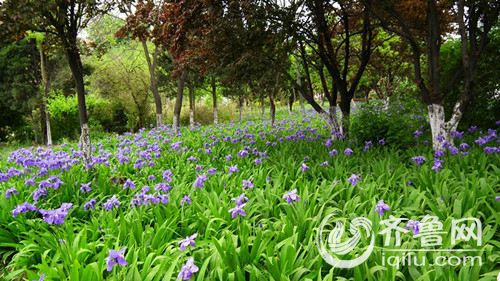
[432,158,444,172]
[193,174,209,190]
[344,148,354,156]
[102,195,120,210]
[39,203,73,225]
[11,202,38,218]
[411,156,426,166]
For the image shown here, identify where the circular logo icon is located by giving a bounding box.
[316,214,375,268]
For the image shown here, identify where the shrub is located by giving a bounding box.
[350,101,429,148]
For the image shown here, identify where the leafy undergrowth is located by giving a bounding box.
[0,108,499,281]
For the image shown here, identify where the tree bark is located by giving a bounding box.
[295,54,306,115]
[40,101,47,145]
[261,95,265,118]
[211,74,218,124]
[173,70,187,132]
[141,40,163,127]
[40,44,52,146]
[30,111,38,145]
[269,93,276,127]
[238,93,243,122]
[188,76,195,129]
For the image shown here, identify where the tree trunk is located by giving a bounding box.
[261,95,265,118]
[64,39,91,167]
[339,98,351,137]
[269,93,276,127]
[188,77,195,129]
[289,89,294,113]
[174,70,187,132]
[141,40,162,127]
[295,54,306,115]
[40,45,52,146]
[40,101,47,145]
[238,92,243,122]
[31,111,38,145]
[428,103,451,150]
[246,100,251,119]
[211,74,218,124]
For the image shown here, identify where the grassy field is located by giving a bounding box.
[0,105,499,281]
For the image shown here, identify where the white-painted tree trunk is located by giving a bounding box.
[428,104,452,150]
[319,110,340,138]
[173,115,180,132]
[382,96,390,110]
[156,113,162,128]
[80,123,91,168]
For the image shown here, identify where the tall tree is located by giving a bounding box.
[0,0,116,166]
[116,0,164,127]
[362,0,500,149]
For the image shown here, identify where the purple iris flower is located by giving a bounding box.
[193,174,209,190]
[242,179,254,190]
[411,156,426,166]
[80,182,92,193]
[228,203,247,218]
[432,159,444,172]
[282,189,300,205]
[255,158,262,165]
[374,200,390,215]
[227,165,239,174]
[329,149,338,156]
[406,220,420,235]
[225,154,233,161]
[434,150,445,157]
[301,163,310,173]
[181,194,192,206]
[105,247,128,271]
[5,187,18,198]
[177,257,199,280]
[11,202,38,218]
[231,193,249,207]
[187,156,198,162]
[102,195,120,210]
[84,198,97,211]
[344,148,353,156]
[179,233,198,252]
[207,168,217,175]
[123,179,136,190]
[379,138,386,145]
[320,161,329,166]
[347,174,359,186]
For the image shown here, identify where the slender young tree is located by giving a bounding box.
[0,0,115,166]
